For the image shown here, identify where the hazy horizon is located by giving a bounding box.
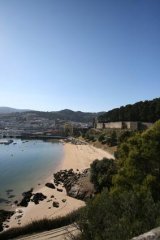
[0,0,160,112]
[0,95,160,113]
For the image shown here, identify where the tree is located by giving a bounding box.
[90,158,117,192]
[98,98,160,123]
[113,120,160,201]
[118,130,134,144]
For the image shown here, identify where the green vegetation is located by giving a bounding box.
[113,120,160,201]
[106,131,117,146]
[0,209,81,240]
[118,130,135,144]
[78,191,160,240]
[83,128,119,148]
[98,133,105,142]
[0,210,14,232]
[77,120,160,240]
[98,97,160,122]
[90,158,117,192]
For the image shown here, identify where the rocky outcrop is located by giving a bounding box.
[31,193,47,204]
[19,189,46,207]
[65,138,88,145]
[131,227,160,240]
[19,188,33,207]
[53,169,95,200]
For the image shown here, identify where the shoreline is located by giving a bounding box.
[0,139,63,212]
[3,142,114,230]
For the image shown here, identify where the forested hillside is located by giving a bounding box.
[98,98,160,123]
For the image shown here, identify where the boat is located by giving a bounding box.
[0,139,14,145]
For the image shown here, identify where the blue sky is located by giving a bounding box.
[0,0,159,112]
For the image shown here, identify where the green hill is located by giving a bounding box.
[98,98,160,123]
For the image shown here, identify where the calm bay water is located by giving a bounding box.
[0,139,64,208]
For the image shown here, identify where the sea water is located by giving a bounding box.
[0,139,64,209]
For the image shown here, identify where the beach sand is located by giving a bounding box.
[7,142,114,229]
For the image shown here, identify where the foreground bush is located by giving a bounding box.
[78,190,160,240]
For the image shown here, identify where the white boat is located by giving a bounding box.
[0,139,14,145]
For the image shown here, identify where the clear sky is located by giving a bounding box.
[0,0,160,112]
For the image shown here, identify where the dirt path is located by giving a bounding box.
[13,224,79,240]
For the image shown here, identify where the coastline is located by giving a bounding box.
[0,139,63,211]
[5,142,114,229]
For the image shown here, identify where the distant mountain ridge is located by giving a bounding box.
[0,107,30,114]
[28,109,104,123]
[0,107,104,123]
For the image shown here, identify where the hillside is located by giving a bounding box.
[98,98,160,123]
[0,107,30,114]
[0,108,104,123]
[27,109,104,123]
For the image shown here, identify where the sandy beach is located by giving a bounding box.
[6,142,114,229]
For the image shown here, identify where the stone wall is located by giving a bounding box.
[96,121,137,130]
[124,121,138,130]
[131,227,160,240]
[96,123,104,129]
[104,122,123,129]
[96,121,152,130]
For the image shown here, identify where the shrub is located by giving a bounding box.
[90,158,117,192]
[78,190,160,240]
[98,134,105,142]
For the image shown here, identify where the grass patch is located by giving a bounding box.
[0,208,83,240]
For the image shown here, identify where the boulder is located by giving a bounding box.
[57,188,63,192]
[22,188,33,198]
[53,169,95,201]
[19,188,33,207]
[45,183,55,189]
[31,193,47,205]
[53,201,59,208]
